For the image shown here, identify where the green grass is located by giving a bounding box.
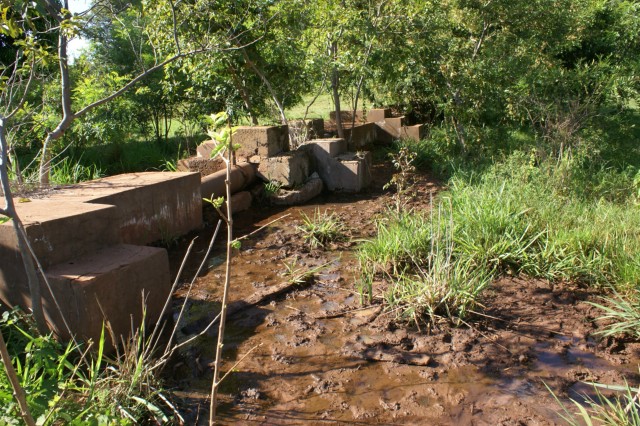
[358,150,640,328]
[0,307,178,424]
[285,93,334,120]
[298,209,347,249]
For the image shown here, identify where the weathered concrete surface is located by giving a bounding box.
[178,156,225,177]
[303,138,347,157]
[201,163,256,200]
[43,244,170,342]
[343,122,377,150]
[333,152,372,192]
[234,125,289,158]
[257,150,310,188]
[400,124,428,142]
[308,142,372,192]
[270,174,323,206]
[367,108,392,123]
[45,172,202,245]
[0,201,120,310]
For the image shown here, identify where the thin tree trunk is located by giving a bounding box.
[241,49,288,127]
[330,41,344,139]
[228,64,258,125]
[1,121,47,334]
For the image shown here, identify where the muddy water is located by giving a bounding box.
[166,177,640,425]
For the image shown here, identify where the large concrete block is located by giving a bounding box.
[385,116,407,134]
[257,150,310,188]
[334,152,372,192]
[367,108,392,122]
[0,200,120,310]
[303,138,347,158]
[343,122,377,150]
[400,124,428,142]
[312,147,372,192]
[43,244,170,342]
[234,126,289,159]
[46,172,202,245]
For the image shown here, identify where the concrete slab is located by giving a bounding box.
[0,200,120,311]
[367,108,392,122]
[400,124,428,142]
[302,138,347,157]
[46,172,202,245]
[43,244,170,342]
[234,125,289,159]
[257,150,310,188]
[334,152,372,192]
[289,119,324,140]
[385,116,407,134]
[344,122,377,150]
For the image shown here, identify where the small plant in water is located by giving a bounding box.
[298,208,346,249]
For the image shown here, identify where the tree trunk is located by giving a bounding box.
[241,49,288,127]
[330,41,344,139]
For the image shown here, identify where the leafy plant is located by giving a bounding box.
[298,209,346,249]
[384,146,417,213]
[264,180,282,197]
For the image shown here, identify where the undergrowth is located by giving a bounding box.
[359,149,640,328]
[0,307,178,425]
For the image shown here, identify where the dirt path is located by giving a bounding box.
[164,164,640,425]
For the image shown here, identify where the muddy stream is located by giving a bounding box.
[164,166,640,425]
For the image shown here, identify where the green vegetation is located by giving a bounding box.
[0,308,177,425]
[298,209,347,249]
[549,380,640,426]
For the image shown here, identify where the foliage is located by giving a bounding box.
[384,145,417,213]
[298,209,347,249]
[0,307,178,424]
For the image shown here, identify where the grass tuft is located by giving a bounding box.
[298,209,347,249]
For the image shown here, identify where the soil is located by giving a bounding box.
[164,162,640,425]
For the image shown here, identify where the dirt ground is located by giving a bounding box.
[164,162,640,425]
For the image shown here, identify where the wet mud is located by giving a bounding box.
[164,164,640,425]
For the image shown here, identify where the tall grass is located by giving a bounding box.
[358,150,640,326]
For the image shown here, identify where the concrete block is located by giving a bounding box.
[312,148,372,193]
[303,138,347,158]
[0,200,120,310]
[343,123,377,150]
[367,108,392,122]
[234,126,289,159]
[334,152,372,192]
[46,172,203,245]
[385,116,407,134]
[177,156,225,176]
[257,150,310,188]
[400,124,428,142]
[375,122,401,144]
[43,244,170,342]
